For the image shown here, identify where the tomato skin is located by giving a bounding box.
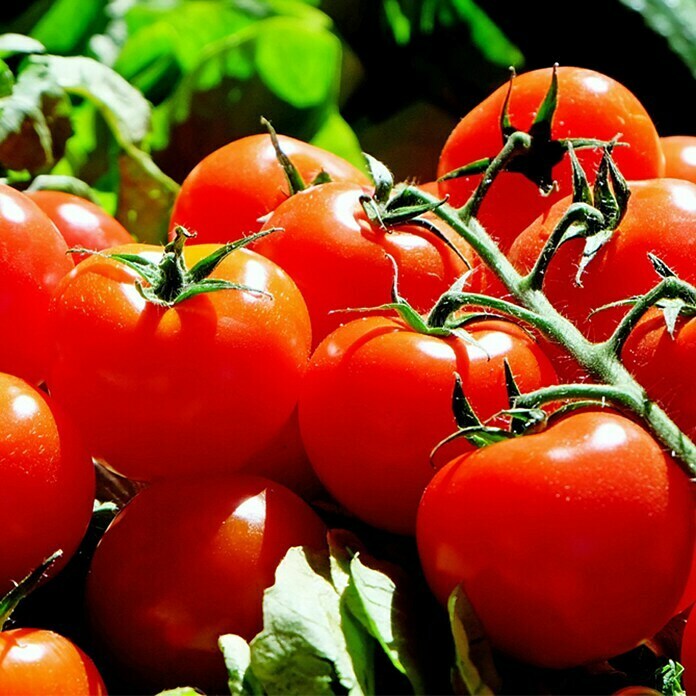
[438,67,664,251]
[0,372,95,595]
[299,316,557,534]
[26,190,133,263]
[45,244,311,482]
[0,629,107,696]
[254,181,478,347]
[417,411,694,668]
[661,136,696,184]
[0,185,74,384]
[681,609,696,694]
[507,179,696,341]
[86,475,326,692]
[169,133,371,244]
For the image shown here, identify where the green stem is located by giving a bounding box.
[397,184,696,476]
[459,131,532,222]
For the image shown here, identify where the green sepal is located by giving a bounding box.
[657,659,686,696]
[102,251,163,286]
[503,359,521,408]
[311,170,332,186]
[452,373,482,430]
[649,252,678,279]
[569,143,592,206]
[499,68,516,137]
[364,153,394,206]
[260,116,306,195]
[528,63,558,145]
[437,157,492,182]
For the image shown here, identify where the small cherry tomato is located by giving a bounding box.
[26,190,133,263]
[0,185,74,384]
[170,133,371,244]
[0,629,107,696]
[417,411,694,668]
[438,66,664,251]
[86,474,326,693]
[0,372,95,595]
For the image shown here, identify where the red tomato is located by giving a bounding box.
[45,243,311,481]
[169,133,370,244]
[507,179,696,341]
[86,474,326,692]
[0,185,74,384]
[0,629,106,696]
[254,181,478,346]
[417,411,694,668]
[299,316,557,534]
[438,67,664,251]
[661,136,696,184]
[0,372,95,595]
[26,190,133,263]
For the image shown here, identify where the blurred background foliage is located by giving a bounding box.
[0,0,694,241]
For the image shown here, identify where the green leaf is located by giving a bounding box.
[37,54,151,147]
[26,173,99,202]
[0,33,46,58]
[155,689,204,696]
[0,59,13,98]
[219,634,264,696]
[30,0,108,55]
[249,546,373,695]
[310,110,365,169]
[448,586,500,696]
[618,0,696,78]
[254,17,341,108]
[658,659,686,696]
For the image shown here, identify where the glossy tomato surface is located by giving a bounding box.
[86,475,326,693]
[170,133,370,243]
[26,190,133,263]
[254,181,478,346]
[299,316,557,534]
[438,67,664,251]
[0,372,95,595]
[0,185,74,384]
[0,629,107,696]
[46,243,311,481]
[417,411,694,668]
[661,136,696,184]
[507,179,696,341]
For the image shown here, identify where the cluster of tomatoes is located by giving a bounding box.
[2,65,696,695]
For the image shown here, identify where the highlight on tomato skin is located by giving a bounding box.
[661,136,696,185]
[438,66,665,252]
[25,190,134,264]
[416,411,694,669]
[169,132,371,245]
[0,629,107,696]
[85,474,327,694]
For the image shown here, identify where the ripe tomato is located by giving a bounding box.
[661,136,696,184]
[25,190,133,264]
[299,316,557,534]
[0,372,95,595]
[86,474,326,692]
[438,67,664,251]
[0,185,74,384]
[417,411,694,668]
[169,133,370,244]
[0,629,107,695]
[507,178,696,341]
[45,243,311,481]
[254,181,478,346]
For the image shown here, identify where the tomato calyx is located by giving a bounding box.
[0,551,62,629]
[100,226,275,307]
[439,65,620,213]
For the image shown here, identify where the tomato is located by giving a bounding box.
[0,372,95,595]
[438,67,664,252]
[0,629,106,696]
[45,242,311,482]
[681,609,696,694]
[169,133,371,244]
[507,179,696,341]
[86,474,326,693]
[25,190,133,264]
[0,185,74,384]
[417,411,694,668]
[299,316,557,534]
[253,181,478,346]
[661,136,696,184]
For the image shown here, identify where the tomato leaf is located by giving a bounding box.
[448,586,500,696]
[29,0,108,55]
[0,33,45,58]
[617,0,696,78]
[219,634,264,696]
[249,546,374,695]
